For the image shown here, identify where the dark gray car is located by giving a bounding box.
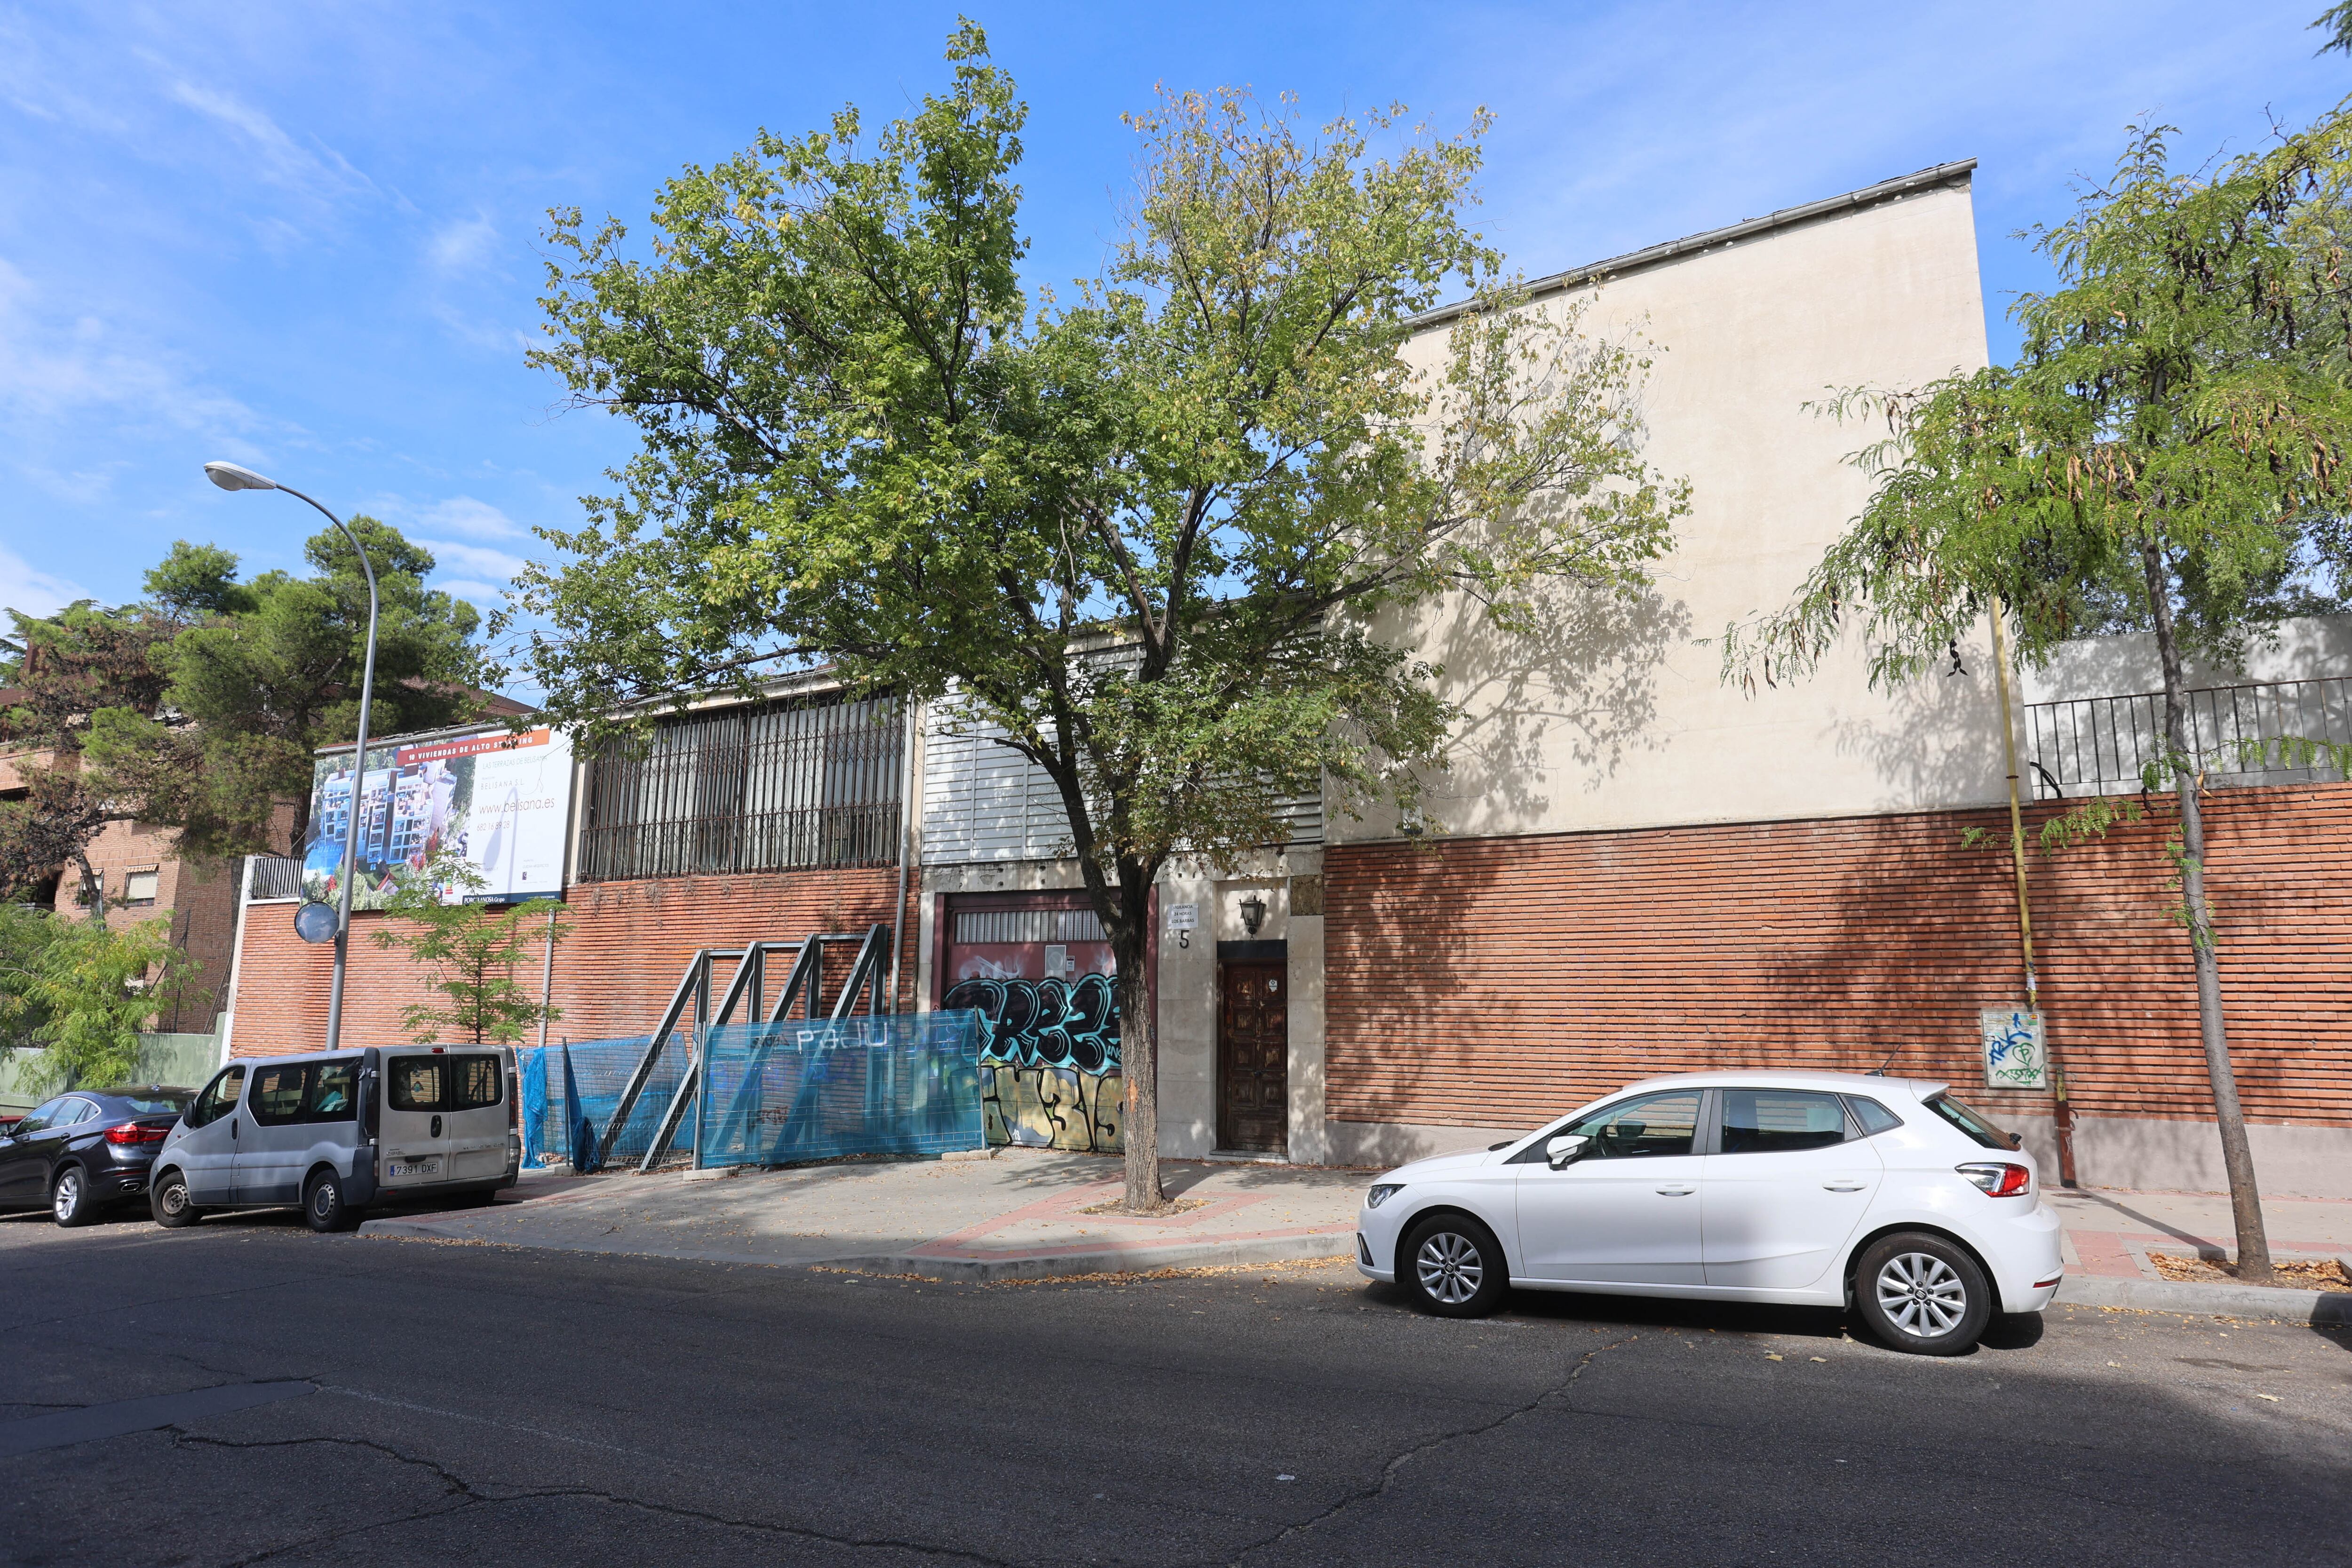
[0,1087,195,1225]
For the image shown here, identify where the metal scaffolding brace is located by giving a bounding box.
[585,923,893,1175]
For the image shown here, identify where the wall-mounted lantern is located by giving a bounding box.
[1238,891,1267,937]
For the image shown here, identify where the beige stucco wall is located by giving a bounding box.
[1336,176,2007,844]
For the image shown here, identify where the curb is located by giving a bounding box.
[831,1231,1359,1282]
[2056,1274,2351,1324]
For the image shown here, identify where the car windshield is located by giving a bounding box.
[99,1089,195,1115]
[1925,1092,2016,1150]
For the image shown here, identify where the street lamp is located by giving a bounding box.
[204,461,381,1052]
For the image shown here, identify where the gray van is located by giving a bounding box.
[149,1046,520,1232]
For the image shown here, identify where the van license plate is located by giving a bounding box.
[389,1158,441,1178]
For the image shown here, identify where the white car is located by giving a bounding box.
[1354,1071,2063,1354]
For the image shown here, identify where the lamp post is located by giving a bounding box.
[203,461,380,1052]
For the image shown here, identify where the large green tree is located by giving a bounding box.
[514,27,1685,1208]
[2,523,484,929]
[1723,112,2352,1283]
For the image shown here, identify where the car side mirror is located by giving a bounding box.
[1545,1134,1590,1170]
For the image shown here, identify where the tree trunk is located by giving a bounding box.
[1111,869,1167,1213]
[2140,540,2273,1283]
[73,851,108,931]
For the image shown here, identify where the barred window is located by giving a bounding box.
[577,695,903,882]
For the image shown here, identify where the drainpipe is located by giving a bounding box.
[537,904,558,1051]
[885,696,917,1016]
[1989,599,2077,1187]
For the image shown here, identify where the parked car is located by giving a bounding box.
[149,1046,519,1233]
[1354,1071,2063,1355]
[0,1087,196,1226]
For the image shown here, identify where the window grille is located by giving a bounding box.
[952,907,1107,945]
[577,695,903,882]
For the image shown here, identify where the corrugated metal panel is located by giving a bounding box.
[1324,783,2352,1133]
[922,700,1322,863]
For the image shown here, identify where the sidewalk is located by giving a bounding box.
[363,1148,1365,1280]
[360,1153,2350,1311]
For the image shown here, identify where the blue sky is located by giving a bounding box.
[2,1,2345,682]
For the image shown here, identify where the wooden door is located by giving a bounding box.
[1216,961,1288,1154]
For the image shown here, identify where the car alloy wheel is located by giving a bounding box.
[52,1168,86,1226]
[1875,1250,1968,1338]
[1415,1230,1485,1305]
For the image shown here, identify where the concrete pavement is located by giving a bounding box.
[368,1152,2351,1312]
[366,1147,1365,1279]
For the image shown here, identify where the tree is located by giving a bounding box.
[0,602,179,926]
[109,525,488,859]
[369,860,568,1045]
[513,26,1685,1208]
[0,907,191,1092]
[1722,114,2352,1283]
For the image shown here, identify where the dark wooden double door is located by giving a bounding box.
[1217,960,1289,1155]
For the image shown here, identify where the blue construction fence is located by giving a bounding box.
[515,1009,987,1173]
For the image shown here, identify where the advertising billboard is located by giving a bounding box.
[303,726,574,908]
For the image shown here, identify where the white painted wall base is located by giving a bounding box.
[2002,1114,2352,1201]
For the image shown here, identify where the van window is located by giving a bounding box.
[250,1064,311,1126]
[451,1055,503,1111]
[306,1061,358,1122]
[387,1058,445,1112]
[187,1066,246,1129]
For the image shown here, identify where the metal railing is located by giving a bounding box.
[577,695,903,882]
[2024,676,2352,799]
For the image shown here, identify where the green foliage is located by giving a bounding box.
[2319,4,2352,56]
[155,517,485,857]
[369,859,567,1045]
[512,24,1682,919]
[0,908,190,1091]
[1723,111,2352,694]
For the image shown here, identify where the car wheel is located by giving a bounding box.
[303,1170,353,1233]
[150,1168,201,1228]
[52,1166,97,1228]
[1855,1232,1992,1355]
[1400,1212,1510,1319]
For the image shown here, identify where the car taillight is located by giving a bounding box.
[1957,1161,2031,1197]
[105,1123,170,1146]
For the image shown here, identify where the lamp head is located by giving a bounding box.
[203,461,277,492]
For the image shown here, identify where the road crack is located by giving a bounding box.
[177,1430,1031,1568]
[1228,1334,1636,1567]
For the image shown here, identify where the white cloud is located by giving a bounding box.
[0,258,266,438]
[434,578,515,611]
[413,496,527,540]
[162,77,376,205]
[426,541,536,611]
[0,546,87,619]
[427,214,500,274]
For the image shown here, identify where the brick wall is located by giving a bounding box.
[1325,783,2352,1133]
[230,867,910,1056]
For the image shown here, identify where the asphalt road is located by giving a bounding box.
[3,1204,2348,1568]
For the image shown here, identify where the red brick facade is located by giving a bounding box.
[229,868,910,1057]
[1324,783,2352,1134]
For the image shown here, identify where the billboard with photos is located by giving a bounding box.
[303,726,574,908]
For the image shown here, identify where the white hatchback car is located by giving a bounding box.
[1354,1071,2063,1354]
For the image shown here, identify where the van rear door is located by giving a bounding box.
[379,1054,453,1188]
[445,1052,509,1183]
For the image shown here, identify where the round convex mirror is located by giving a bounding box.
[293,900,340,944]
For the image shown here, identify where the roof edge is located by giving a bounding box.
[1410,158,1978,331]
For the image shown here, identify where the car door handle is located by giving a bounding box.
[1655,1184,1696,1196]
[1823,1180,1868,1192]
